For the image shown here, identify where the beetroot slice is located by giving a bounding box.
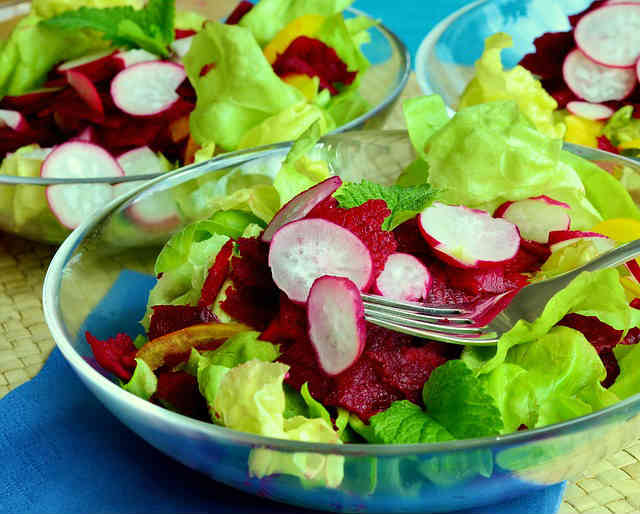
[148,305,217,341]
[153,371,209,420]
[307,276,367,376]
[597,134,620,154]
[225,1,253,24]
[85,331,137,381]
[519,31,574,80]
[272,36,357,95]
[199,240,234,306]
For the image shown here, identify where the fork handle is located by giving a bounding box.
[551,238,640,290]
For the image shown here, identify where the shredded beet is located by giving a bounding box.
[225,1,253,25]
[148,305,217,341]
[272,36,357,95]
[597,135,619,154]
[519,31,574,81]
[153,371,209,420]
[307,197,398,280]
[199,240,234,307]
[85,331,137,381]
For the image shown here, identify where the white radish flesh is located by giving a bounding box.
[566,101,614,120]
[0,109,29,132]
[66,70,104,113]
[575,3,640,68]
[261,176,342,243]
[497,196,570,243]
[111,62,186,116]
[563,49,636,103]
[307,275,366,376]
[268,218,373,303]
[418,202,520,268]
[114,49,160,68]
[375,253,431,301]
[548,230,615,253]
[42,142,124,230]
[171,36,194,59]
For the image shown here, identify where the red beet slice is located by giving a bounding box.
[85,331,137,381]
[148,305,217,341]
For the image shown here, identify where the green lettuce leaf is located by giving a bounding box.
[479,269,640,374]
[174,9,205,31]
[610,343,640,400]
[238,0,353,46]
[200,331,279,368]
[603,106,640,147]
[458,33,565,139]
[0,13,108,98]
[183,21,304,150]
[315,13,369,79]
[324,88,369,127]
[32,0,143,17]
[333,179,438,230]
[122,358,157,400]
[368,400,453,444]
[423,360,503,439]
[143,220,230,328]
[402,95,449,161]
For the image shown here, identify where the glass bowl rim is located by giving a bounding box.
[42,131,640,456]
[0,2,410,186]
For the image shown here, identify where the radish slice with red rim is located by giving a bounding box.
[66,70,104,114]
[307,275,366,376]
[418,203,520,268]
[57,50,119,81]
[495,196,570,244]
[42,141,124,230]
[0,109,29,132]
[548,230,615,253]
[171,36,194,59]
[575,3,640,68]
[567,101,614,120]
[375,253,431,301]
[114,49,160,68]
[268,218,373,303]
[563,49,636,103]
[261,176,342,242]
[111,61,186,116]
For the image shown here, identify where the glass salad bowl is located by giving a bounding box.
[0,0,409,245]
[415,0,592,110]
[43,130,640,514]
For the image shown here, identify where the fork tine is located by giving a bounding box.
[362,302,474,325]
[361,293,473,315]
[363,307,484,334]
[365,315,499,346]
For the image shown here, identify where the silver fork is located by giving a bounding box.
[363,239,640,346]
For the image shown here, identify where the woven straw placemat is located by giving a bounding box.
[1,74,639,514]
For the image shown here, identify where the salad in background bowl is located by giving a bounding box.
[43,96,640,512]
[0,0,409,243]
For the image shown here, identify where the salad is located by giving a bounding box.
[0,0,373,239]
[459,0,640,160]
[85,94,640,489]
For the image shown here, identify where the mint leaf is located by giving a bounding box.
[334,180,438,230]
[423,360,503,439]
[41,0,175,57]
[368,400,453,444]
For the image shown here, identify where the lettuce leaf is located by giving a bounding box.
[0,13,107,98]
[458,33,565,139]
[122,358,157,400]
[603,106,640,147]
[479,269,640,374]
[238,0,353,46]
[200,331,279,368]
[183,21,304,150]
[32,0,143,17]
[402,95,449,161]
[610,343,640,400]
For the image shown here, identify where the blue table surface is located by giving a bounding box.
[353,0,469,65]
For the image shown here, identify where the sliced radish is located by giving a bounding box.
[171,36,194,59]
[114,49,160,68]
[268,218,373,303]
[566,100,615,120]
[494,196,570,244]
[66,70,104,114]
[374,253,432,301]
[563,49,636,103]
[307,275,366,376]
[113,147,179,230]
[57,50,119,81]
[418,203,521,269]
[575,3,640,68]
[42,142,124,230]
[548,230,615,253]
[0,109,30,132]
[21,147,53,160]
[111,62,186,116]
[261,176,342,243]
